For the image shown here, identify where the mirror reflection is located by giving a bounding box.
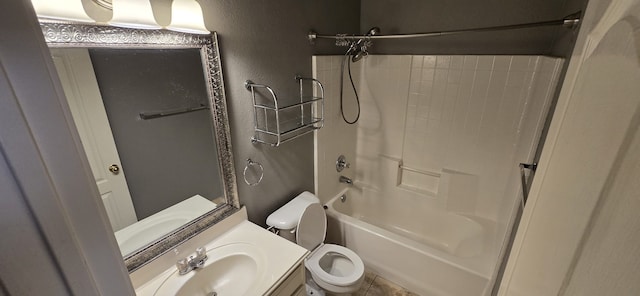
[51,47,224,256]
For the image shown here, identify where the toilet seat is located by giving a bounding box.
[305,243,365,287]
[296,203,365,291]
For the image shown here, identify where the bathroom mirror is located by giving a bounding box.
[41,22,239,272]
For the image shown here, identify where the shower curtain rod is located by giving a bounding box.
[308,11,581,43]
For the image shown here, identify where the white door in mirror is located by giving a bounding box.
[51,48,138,231]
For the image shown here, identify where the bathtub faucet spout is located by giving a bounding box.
[339,176,353,185]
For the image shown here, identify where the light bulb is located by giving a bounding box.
[109,0,161,29]
[31,0,94,23]
[166,0,208,35]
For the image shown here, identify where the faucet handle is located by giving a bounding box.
[196,247,207,258]
[193,247,208,268]
[176,258,190,275]
[336,155,350,172]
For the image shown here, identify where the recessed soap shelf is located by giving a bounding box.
[245,76,324,147]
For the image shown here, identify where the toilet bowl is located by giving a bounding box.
[267,192,365,295]
[305,243,365,293]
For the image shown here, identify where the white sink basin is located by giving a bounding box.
[132,219,309,296]
[153,243,266,296]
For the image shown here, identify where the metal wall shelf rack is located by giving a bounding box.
[245,76,324,146]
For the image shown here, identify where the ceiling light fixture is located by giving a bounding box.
[30,0,208,34]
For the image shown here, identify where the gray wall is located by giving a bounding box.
[360,0,587,56]
[200,1,360,225]
[89,49,224,219]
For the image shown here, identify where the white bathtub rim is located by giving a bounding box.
[325,188,493,279]
[327,205,490,279]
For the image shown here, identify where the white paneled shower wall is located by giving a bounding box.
[314,55,562,284]
[402,56,563,221]
[315,55,562,217]
[313,56,360,204]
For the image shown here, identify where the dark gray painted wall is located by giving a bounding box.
[199,1,360,225]
[360,0,587,55]
[90,49,224,219]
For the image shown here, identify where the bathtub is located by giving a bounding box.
[324,188,497,296]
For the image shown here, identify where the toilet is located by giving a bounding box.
[267,192,365,295]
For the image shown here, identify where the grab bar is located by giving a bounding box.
[519,162,537,206]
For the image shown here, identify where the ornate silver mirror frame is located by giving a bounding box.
[40,22,240,272]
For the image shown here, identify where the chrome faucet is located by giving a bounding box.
[176,247,208,275]
[339,176,353,185]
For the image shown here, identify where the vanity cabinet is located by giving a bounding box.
[270,263,306,296]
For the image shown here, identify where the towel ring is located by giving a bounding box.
[243,158,264,186]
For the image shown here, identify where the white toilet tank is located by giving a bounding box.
[266,191,320,242]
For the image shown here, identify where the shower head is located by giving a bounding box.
[366,27,380,36]
[347,27,381,63]
[351,49,368,62]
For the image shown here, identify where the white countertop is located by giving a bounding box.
[134,212,308,296]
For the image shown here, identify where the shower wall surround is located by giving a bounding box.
[313,56,361,201]
[314,55,563,225]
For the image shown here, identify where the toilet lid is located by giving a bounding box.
[296,203,326,251]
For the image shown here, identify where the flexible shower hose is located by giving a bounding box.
[340,53,361,124]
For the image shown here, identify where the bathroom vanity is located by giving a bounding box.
[132,208,308,296]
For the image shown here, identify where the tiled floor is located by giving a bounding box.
[354,270,420,296]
